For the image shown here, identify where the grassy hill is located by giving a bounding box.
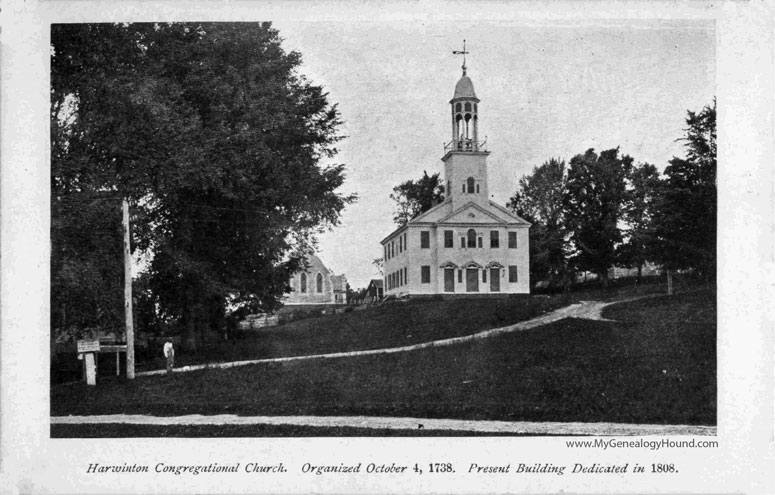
[51,287,716,433]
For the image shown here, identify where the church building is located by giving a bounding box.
[285,253,348,305]
[380,57,530,296]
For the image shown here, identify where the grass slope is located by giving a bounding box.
[139,295,570,371]
[138,279,673,372]
[52,289,715,427]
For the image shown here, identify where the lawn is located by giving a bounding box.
[51,288,716,429]
[136,294,572,372]
[134,276,676,372]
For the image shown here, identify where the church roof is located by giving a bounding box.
[453,74,477,99]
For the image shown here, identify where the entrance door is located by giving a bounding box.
[466,268,479,292]
[490,268,500,292]
[444,268,455,292]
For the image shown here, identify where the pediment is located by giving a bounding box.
[409,200,452,224]
[438,202,510,225]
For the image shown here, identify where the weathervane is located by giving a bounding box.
[453,39,469,75]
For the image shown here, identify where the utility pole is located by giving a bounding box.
[123,199,135,379]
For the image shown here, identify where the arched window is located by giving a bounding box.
[464,102,471,112]
[316,273,323,293]
[455,103,462,112]
[467,229,477,248]
[467,177,475,193]
[300,273,307,293]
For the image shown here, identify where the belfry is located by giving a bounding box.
[381,43,530,296]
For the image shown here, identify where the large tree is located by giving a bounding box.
[390,171,445,226]
[507,158,571,287]
[619,162,661,279]
[51,23,354,350]
[564,148,633,284]
[652,100,716,280]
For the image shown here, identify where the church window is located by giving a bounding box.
[316,273,323,293]
[455,103,462,112]
[421,266,430,283]
[477,236,483,248]
[490,231,499,248]
[444,230,453,248]
[509,266,518,282]
[467,229,477,248]
[300,273,307,293]
[509,231,517,248]
[421,231,430,248]
[467,177,475,193]
[465,102,471,112]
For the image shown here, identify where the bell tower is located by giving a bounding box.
[443,40,490,210]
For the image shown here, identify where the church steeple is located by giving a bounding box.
[443,41,490,210]
[448,40,483,153]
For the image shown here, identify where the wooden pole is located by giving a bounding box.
[123,199,135,379]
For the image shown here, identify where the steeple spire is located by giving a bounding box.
[453,39,469,75]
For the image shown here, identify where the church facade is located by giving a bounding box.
[380,64,530,296]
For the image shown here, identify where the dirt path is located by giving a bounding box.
[51,413,716,436]
[137,298,634,377]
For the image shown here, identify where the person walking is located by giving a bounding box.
[163,338,175,375]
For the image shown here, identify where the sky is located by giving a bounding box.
[271,19,715,289]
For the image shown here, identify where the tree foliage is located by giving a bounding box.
[619,162,661,278]
[390,171,445,226]
[652,100,716,278]
[507,158,570,286]
[564,148,633,282]
[51,23,355,349]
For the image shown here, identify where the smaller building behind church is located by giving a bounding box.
[285,253,348,305]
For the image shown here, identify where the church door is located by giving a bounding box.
[444,268,455,292]
[490,268,500,292]
[466,269,479,292]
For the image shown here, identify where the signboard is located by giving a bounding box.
[76,340,100,353]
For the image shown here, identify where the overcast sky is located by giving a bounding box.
[272,19,715,288]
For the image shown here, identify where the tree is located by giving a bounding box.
[51,23,355,350]
[390,171,445,226]
[372,257,384,276]
[619,162,661,280]
[652,100,716,281]
[564,148,633,284]
[507,158,571,287]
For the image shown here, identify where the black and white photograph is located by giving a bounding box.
[49,19,717,438]
[1,1,774,494]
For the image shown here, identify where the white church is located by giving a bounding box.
[380,58,531,296]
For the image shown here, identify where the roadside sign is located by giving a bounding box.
[77,340,100,353]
